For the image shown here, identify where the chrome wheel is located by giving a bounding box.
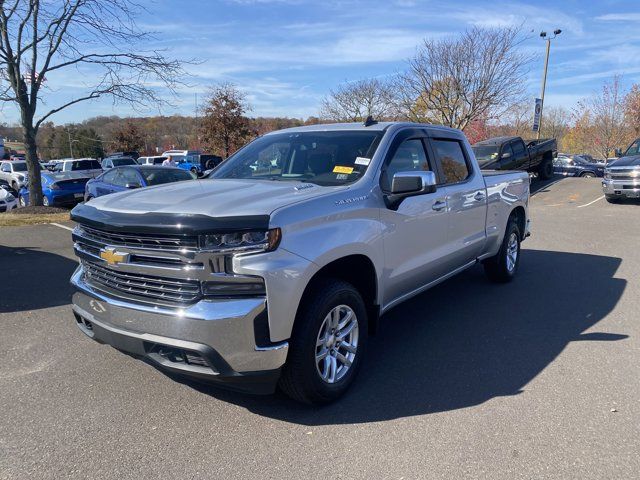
[315,304,359,384]
[506,232,519,273]
[19,195,26,207]
[43,196,49,207]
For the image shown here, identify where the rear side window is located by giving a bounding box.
[72,160,101,170]
[431,139,471,184]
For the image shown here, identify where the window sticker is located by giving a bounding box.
[354,156,371,166]
[333,166,354,174]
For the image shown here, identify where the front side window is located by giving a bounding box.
[119,168,141,185]
[1,163,10,172]
[382,139,431,191]
[432,139,471,184]
[211,131,383,186]
[12,162,28,172]
[102,169,118,183]
[472,145,499,166]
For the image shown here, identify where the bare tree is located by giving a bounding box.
[585,76,629,159]
[200,83,252,158]
[320,78,399,122]
[540,105,570,145]
[0,0,187,205]
[396,26,531,130]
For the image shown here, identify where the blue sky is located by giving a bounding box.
[2,0,640,125]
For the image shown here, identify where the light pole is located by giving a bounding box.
[537,29,562,139]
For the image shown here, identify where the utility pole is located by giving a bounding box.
[537,29,562,140]
[67,129,74,158]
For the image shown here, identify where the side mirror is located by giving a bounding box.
[501,151,512,160]
[615,148,623,157]
[125,182,141,189]
[386,171,437,210]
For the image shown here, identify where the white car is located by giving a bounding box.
[52,158,103,178]
[137,155,168,166]
[0,186,18,212]
[0,160,29,190]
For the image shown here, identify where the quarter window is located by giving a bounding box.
[431,139,470,184]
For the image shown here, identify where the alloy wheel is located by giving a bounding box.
[315,305,359,384]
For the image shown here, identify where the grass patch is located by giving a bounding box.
[0,211,70,227]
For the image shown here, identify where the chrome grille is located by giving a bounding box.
[82,261,201,305]
[77,225,198,251]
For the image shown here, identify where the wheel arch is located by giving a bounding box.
[296,254,380,336]
[509,205,526,240]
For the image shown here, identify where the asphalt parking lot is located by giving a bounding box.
[1,177,639,480]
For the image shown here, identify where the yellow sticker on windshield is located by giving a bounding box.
[333,166,354,174]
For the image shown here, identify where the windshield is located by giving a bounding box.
[141,168,195,185]
[624,140,640,157]
[472,145,499,166]
[12,162,28,172]
[112,158,136,167]
[210,131,384,186]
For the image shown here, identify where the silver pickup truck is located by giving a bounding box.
[603,138,640,202]
[70,122,530,404]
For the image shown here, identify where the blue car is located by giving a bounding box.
[553,155,605,178]
[19,172,91,207]
[84,165,195,200]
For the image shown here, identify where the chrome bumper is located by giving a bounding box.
[602,178,640,196]
[70,266,288,392]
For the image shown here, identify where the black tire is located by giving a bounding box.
[580,172,596,178]
[605,195,619,204]
[279,278,368,404]
[205,159,216,170]
[190,167,198,175]
[484,219,521,283]
[538,156,554,180]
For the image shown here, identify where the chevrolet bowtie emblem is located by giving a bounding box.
[99,247,128,265]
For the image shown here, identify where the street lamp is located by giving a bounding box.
[537,28,562,140]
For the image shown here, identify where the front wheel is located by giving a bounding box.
[581,172,596,178]
[19,195,27,207]
[43,196,50,207]
[279,279,367,404]
[484,219,521,283]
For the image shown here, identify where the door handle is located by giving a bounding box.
[432,200,446,211]
[474,191,486,201]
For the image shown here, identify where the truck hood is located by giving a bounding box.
[609,155,640,167]
[86,178,340,217]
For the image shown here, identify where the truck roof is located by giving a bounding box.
[473,136,521,146]
[264,121,461,135]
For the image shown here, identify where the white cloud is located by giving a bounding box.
[595,13,640,22]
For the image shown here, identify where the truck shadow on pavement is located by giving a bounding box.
[0,245,77,313]
[186,249,628,424]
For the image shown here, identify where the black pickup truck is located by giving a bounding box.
[472,136,558,180]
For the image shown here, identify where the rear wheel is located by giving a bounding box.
[279,279,367,404]
[538,156,554,180]
[484,219,521,283]
[19,195,27,207]
[43,196,50,207]
[581,172,596,178]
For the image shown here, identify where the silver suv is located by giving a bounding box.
[0,160,29,190]
[70,122,530,404]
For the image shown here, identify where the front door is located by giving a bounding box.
[379,130,450,307]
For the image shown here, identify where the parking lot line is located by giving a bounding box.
[577,195,605,208]
[51,222,74,231]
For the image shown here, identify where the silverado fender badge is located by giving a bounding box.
[335,195,369,206]
[99,247,129,265]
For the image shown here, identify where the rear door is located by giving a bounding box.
[428,134,487,266]
[379,128,450,306]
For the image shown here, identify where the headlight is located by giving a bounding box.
[200,228,281,253]
[604,171,611,180]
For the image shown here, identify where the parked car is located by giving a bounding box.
[101,156,137,170]
[553,155,605,177]
[105,151,139,161]
[472,136,557,180]
[137,155,168,166]
[0,138,4,159]
[0,182,18,212]
[0,160,29,190]
[85,165,195,201]
[161,149,205,175]
[52,158,103,177]
[603,137,640,202]
[19,172,91,207]
[70,121,530,404]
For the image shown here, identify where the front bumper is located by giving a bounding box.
[70,267,289,394]
[602,178,640,197]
